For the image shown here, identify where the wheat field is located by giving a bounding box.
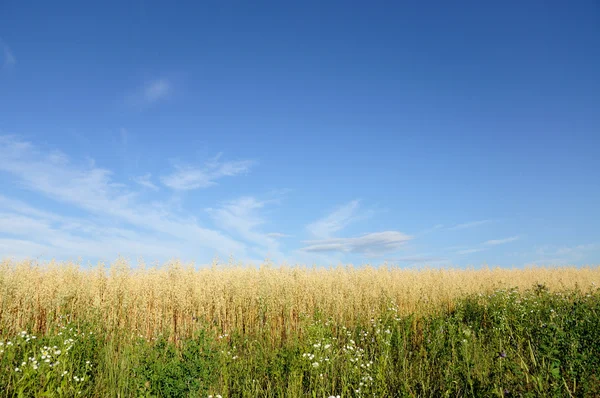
[1,258,598,342]
[2,258,600,396]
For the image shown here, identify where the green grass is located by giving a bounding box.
[1,284,599,397]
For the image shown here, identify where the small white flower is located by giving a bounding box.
[15,368,20,372]
[312,362,319,368]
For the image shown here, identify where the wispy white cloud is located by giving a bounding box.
[484,235,520,246]
[456,248,486,255]
[307,200,371,238]
[161,154,254,191]
[144,79,170,102]
[132,173,159,190]
[206,196,283,261]
[0,210,175,261]
[448,220,491,230]
[453,235,519,255]
[303,200,405,257]
[0,193,182,260]
[0,135,246,261]
[416,224,444,236]
[126,78,172,108]
[0,194,61,222]
[301,231,412,255]
[267,232,291,238]
[1,40,16,69]
[530,243,599,265]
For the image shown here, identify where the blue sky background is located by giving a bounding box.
[1,0,599,267]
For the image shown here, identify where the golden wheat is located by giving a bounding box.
[1,258,598,345]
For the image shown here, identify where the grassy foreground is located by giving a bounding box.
[1,259,599,397]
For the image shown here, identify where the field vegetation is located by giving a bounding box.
[1,258,599,397]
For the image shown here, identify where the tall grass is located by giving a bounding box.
[1,258,598,340]
[1,259,599,397]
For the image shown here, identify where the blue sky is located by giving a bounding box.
[1,1,599,267]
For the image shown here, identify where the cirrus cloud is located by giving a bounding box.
[301,231,412,255]
[1,40,16,69]
[125,78,172,108]
[161,154,255,191]
[0,134,247,262]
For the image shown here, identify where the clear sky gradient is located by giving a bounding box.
[1,1,599,267]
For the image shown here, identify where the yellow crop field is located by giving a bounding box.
[1,258,598,340]
[2,259,600,396]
